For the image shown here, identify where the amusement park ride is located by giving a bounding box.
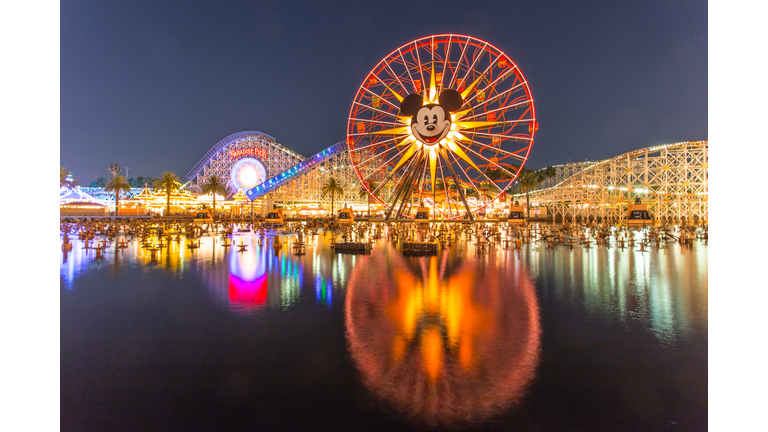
[415,206,431,223]
[337,208,354,224]
[265,208,284,226]
[193,209,213,224]
[346,34,537,221]
[626,197,653,226]
[508,201,526,225]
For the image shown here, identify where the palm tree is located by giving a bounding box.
[517,169,539,218]
[153,171,180,216]
[60,167,70,187]
[201,175,228,217]
[484,166,502,182]
[322,177,344,216]
[109,163,121,177]
[536,171,546,190]
[544,166,557,187]
[60,167,78,189]
[104,175,131,216]
[358,181,378,217]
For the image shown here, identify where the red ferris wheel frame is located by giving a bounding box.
[347,34,537,219]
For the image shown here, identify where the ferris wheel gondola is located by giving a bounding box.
[347,34,537,220]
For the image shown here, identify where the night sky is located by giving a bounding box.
[60,0,707,184]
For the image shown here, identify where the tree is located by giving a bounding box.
[60,167,70,187]
[153,172,180,215]
[60,167,79,189]
[484,166,502,182]
[105,175,131,216]
[201,175,228,217]
[109,163,121,177]
[88,177,107,188]
[358,181,378,217]
[516,169,539,218]
[322,177,344,216]
[536,171,546,189]
[544,166,557,186]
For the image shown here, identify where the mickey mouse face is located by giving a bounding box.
[400,89,463,147]
[412,105,451,144]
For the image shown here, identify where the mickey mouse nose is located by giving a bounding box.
[426,125,436,131]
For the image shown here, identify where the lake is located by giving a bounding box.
[60,224,707,431]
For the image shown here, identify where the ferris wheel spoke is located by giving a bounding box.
[356,144,401,170]
[404,154,429,217]
[430,36,436,69]
[460,143,507,172]
[458,136,529,163]
[360,143,412,183]
[413,43,428,97]
[455,118,532,131]
[437,154,455,218]
[351,135,402,153]
[461,148,509,192]
[445,37,471,90]
[349,117,404,127]
[440,148,473,219]
[466,127,531,139]
[352,100,399,119]
[375,151,416,201]
[403,154,429,217]
[461,68,506,108]
[384,61,409,100]
[411,153,429,210]
[380,159,414,206]
[361,86,401,112]
[437,36,454,95]
[460,84,528,118]
[446,149,489,203]
[456,42,489,97]
[387,154,423,219]
[397,48,419,95]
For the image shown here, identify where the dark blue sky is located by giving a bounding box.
[60,0,707,183]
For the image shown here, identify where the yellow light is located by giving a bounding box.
[239,165,259,188]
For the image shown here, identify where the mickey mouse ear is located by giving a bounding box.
[438,89,463,112]
[400,94,424,116]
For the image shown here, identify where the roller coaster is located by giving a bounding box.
[515,140,708,222]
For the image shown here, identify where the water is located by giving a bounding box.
[60,226,707,431]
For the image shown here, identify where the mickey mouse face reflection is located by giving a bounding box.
[400,89,463,146]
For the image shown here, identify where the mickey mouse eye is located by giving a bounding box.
[432,114,438,124]
[423,115,429,125]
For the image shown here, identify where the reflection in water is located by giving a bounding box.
[529,241,707,342]
[346,250,541,426]
[228,245,268,310]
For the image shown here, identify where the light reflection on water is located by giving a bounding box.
[521,238,707,343]
[346,249,540,426]
[60,228,707,338]
[60,228,707,340]
[60,224,707,429]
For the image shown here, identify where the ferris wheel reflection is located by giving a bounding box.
[345,252,541,427]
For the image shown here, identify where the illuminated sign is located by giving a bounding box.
[230,148,268,159]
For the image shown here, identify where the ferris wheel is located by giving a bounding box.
[347,34,537,220]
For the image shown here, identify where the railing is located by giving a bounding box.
[59,213,153,218]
